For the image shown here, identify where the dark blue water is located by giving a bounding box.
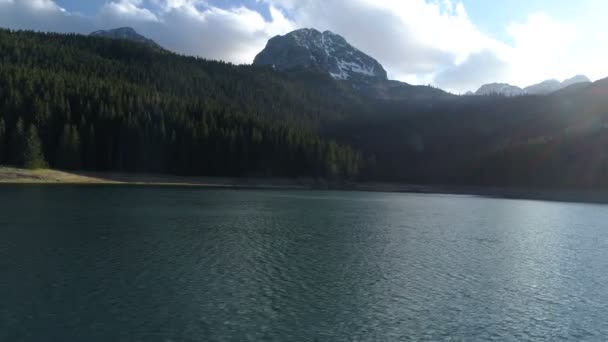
[1,186,608,341]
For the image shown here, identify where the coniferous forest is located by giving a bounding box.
[2,29,608,189]
[0,29,362,179]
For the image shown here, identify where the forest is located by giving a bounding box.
[0,29,363,179]
[1,29,608,189]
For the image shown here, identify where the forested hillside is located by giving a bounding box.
[0,29,363,179]
[330,83,608,188]
[1,29,608,189]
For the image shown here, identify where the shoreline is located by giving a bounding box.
[0,167,312,190]
[2,166,608,204]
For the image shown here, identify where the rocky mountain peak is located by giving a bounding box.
[253,28,387,82]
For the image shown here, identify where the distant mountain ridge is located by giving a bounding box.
[90,27,159,48]
[475,75,591,96]
[254,28,387,82]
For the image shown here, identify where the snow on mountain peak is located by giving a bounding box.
[253,28,387,82]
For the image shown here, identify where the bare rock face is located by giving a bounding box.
[254,28,387,83]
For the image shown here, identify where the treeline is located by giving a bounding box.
[0,29,362,179]
[2,29,608,189]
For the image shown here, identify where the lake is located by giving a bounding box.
[1,186,608,341]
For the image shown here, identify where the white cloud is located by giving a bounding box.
[263,0,608,91]
[0,0,89,32]
[0,0,293,64]
[100,0,159,22]
[262,0,513,89]
[144,3,293,63]
[434,50,509,93]
[502,13,577,87]
[501,11,608,88]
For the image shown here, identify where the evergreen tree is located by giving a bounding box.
[0,118,5,164]
[70,126,82,170]
[0,29,366,179]
[23,125,47,169]
[56,124,82,170]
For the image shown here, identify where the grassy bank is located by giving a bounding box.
[0,167,113,184]
[0,166,313,189]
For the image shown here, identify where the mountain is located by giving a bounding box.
[90,27,159,48]
[524,79,561,95]
[477,75,592,96]
[253,28,451,101]
[4,28,608,190]
[0,28,362,179]
[561,74,591,88]
[525,75,591,95]
[254,28,387,83]
[475,83,525,96]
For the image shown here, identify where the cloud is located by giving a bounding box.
[434,50,509,93]
[0,0,88,32]
[143,4,293,63]
[503,13,577,87]
[0,0,503,86]
[264,0,608,91]
[100,0,159,22]
[0,0,606,92]
[263,0,501,81]
[431,10,607,91]
[0,0,293,64]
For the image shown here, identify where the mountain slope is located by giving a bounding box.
[0,29,363,179]
[90,27,160,48]
[254,28,387,82]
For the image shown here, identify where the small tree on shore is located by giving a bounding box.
[23,125,47,169]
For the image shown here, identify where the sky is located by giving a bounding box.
[0,0,606,93]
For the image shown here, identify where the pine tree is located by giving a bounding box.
[23,125,47,169]
[85,125,96,170]
[56,125,82,170]
[0,118,5,164]
[0,29,365,180]
[70,126,82,170]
